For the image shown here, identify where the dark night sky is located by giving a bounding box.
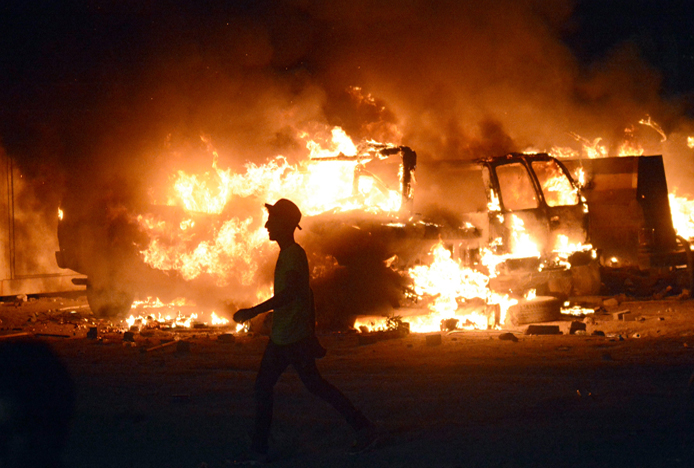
[566,1,694,97]
[2,0,694,200]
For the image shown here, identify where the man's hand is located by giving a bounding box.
[233,307,256,323]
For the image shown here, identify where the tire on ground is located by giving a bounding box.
[507,296,562,326]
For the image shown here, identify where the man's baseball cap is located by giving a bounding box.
[264,198,302,230]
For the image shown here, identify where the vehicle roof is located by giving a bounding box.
[426,152,556,168]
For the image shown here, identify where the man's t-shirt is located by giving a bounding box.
[271,242,312,345]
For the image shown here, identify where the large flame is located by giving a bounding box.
[139,129,405,291]
[669,193,694,240]
[552,118,694,243]
[132,119,691,335]
[124,297,231,330]
[508,215,541,258]
[404,242,517,332]
[145,126,596,334]
[137,128,529,334]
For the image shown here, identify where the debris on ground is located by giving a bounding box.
[498,332,519,342]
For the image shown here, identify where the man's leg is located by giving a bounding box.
[291,354,371,431]
[251,342,288,454]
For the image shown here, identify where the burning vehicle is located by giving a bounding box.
[381,152,595,330]
[0,151,82,297]
[54,130,596,333]
[414,153,593,293]
[563,155,694,295]
[311,150,596,331]
[54,139,418,320]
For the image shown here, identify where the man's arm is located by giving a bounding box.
[233,270,301,323]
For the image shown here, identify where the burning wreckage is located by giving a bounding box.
[53,136,693,334]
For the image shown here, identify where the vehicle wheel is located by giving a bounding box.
[86,284,134,318]
[506,296,562,326]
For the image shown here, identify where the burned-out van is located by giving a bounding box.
[413,153,594,295]
[55,148,594,319]
[562,155,693,295]
[309,152,595,301]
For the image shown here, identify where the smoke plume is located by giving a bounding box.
[2,0,692,190]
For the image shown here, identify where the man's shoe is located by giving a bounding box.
[347,424,378,454]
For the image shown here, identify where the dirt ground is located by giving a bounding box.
[2,294,694,468]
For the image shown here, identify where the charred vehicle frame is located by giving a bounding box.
[55,144,691,323]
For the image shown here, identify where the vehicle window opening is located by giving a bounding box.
[495,163,538,211]
[531,160,579,207]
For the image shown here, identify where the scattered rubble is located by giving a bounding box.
[144,340,179,353]
[3,293,694,356]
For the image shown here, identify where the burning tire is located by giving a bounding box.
[507,296,562,326]
[86,284,134,318]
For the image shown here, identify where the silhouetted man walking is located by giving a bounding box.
[232,199,376,465]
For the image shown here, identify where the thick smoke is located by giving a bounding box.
[1,0,693,311]
[3,0,692,188]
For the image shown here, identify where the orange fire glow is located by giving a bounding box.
[131,126,594,334]
[138,130,406,290]
[638,115,667,142]
[567,133,608,159]
[123,297,237,331]
[407,242,496,329]
[669,193,694,240]
[554,119,694,247]
[354,241,518,333]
